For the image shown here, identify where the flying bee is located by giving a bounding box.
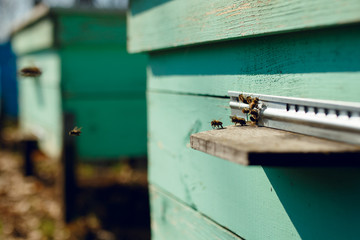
[69,127,82,136]
[242,108,250,114]
[250,109,259,118]
[239,94,248,104]
[246,96,253,104]
[19,67,42,77]
[230,116,246,126]
[211,120,224,129]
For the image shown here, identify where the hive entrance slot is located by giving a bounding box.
[228,91,360,145]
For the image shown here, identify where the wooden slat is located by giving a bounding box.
[191,125,360,166]
[12,18,54,55]
[11,4,50,36]
[63,97,147,160]
[11,5,126,55]
[18,51,63,159]
[150,185,243,240]
[128,0,360,52]
[147,24,360,102]
[58,13,126,46]
[60,47,147,94]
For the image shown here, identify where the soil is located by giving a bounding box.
[0,148,150,240]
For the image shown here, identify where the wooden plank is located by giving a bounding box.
[61,112,77,222]
[191,125,360,166]
[63,97,147,160]
[11,5,126,55]
[12,18,54,55]
[58,13,127,46]
[149,185,243,240]
[11,4,50,36]
[128,0,360,52]
[60,47,147,94]
[147,24,360,102]
[18,52,63,158]
[148,91,360,239]
[21,139,37,176]
[19,84,63,158]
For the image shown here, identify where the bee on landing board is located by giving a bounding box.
[19,67,42,77]
[252,97,259,104]
[69,127,82,136]
[211,120,224,129]
[246,96,253,104]
[230,116,246,126]
[239,94,248,104]
[250,109,259,118]
[250,116,258,123]
[242,108,250,114]
[249,97,259,109]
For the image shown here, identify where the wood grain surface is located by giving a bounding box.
[147,24,360,102]
[128,0,360,52]
[191,125,360,166]
[150,185,244,240]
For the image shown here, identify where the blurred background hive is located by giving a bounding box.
[12,4,147,161]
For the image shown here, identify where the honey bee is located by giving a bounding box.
[242,107,250,114]
[69,127,82,136]
[239,94,248,104]
[249,97,259,109]
[230,116,246,126]
[246,96,253,104]
[249,101,258,109]
[250,116,258,122]
[19,67,42,77]
[250,109,259,118]
[211,120,224,129]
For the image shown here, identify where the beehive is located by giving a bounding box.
[12,5,147,161]
[127,1,360,239]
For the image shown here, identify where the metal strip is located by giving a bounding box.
[228,91,360,145]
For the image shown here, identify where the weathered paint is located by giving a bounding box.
[148,24,360,102]
[18,51,62,158]
[128,0,360,52]
[150,185,244,240]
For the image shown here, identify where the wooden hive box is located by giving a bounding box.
[12,5,147,161]
[127,0,360,239]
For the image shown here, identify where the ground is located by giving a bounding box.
[0,148,150,240]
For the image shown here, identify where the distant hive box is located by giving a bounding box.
[127,0,360,239]
[12,5,147,161]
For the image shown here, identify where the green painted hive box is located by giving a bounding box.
[128,1,360,239]
[12,5,147,161]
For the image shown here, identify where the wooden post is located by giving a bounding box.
[22,139,37,176]
[61,112,77,222]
